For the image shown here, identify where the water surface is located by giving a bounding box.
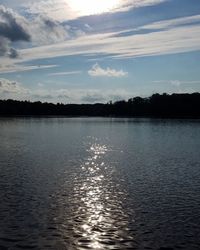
[0,118,200,250]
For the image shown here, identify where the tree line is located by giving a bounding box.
[0,93,200,118]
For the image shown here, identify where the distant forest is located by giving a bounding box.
[0,93,200,118]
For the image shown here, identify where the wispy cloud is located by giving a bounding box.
[152,79,200,94]
[143,15,200,31]
[48,71,82,76]
[12,15,200,64]
[1,9,200,74]
[0,64,58,74]
[153,80,200,86]
[88,63,128,77]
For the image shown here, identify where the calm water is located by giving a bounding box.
[0,118,200,250]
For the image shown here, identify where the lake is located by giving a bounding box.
[0,117,200,250]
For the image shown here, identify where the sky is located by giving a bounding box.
[0,0,200,103]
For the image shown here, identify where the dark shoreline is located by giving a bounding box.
[1,115,200,120]
[1,92,200,118]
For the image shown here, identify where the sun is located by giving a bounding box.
[68,0,120,16]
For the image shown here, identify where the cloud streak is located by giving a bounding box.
[10,15,199,65]
[0,64,58,74]
[1,7,200,75]
[48,71,82,76]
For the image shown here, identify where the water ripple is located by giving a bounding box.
[43,141,135,250]
[1,118,200,250]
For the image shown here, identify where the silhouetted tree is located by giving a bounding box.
[0,93,200,118]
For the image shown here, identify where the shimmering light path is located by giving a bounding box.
[43,139,135,249]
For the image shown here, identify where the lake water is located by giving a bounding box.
[0,118,200,250]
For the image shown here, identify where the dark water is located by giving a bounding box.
[0,118,200,250]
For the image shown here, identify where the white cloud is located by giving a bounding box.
[88,63,128,77]
[0,78,27,96]
[48,71,82,76]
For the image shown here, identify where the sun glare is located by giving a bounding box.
[68,0,120,16]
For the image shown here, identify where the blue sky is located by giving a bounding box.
[0,0,200,103]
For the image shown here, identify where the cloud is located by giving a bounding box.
[51,88,133,103]
[80,89,132,103]
[0,5,30,58]
[24,0,72,22]
[0,78,27,96]
[153,80,200,86]
[110,0,166,13]
[0,77,133,103]
[6,14,198,67]
[0,5,30,42]
[170,80,181,87]
[152,79,200,94]
[22,0,166,21]
[0,4,73,59]
[81,93,104,103]
[1,8,200,73]
[88,63,128,77]
[143,14,200,31]
[0,64,58,74]
[48,71,82,76]
[30,16,69,45]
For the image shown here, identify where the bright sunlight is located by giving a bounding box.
[68,0,120,16]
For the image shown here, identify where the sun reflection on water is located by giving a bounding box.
[79,143,109,249]
[71,141,134,249]
[46,139,135,249]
